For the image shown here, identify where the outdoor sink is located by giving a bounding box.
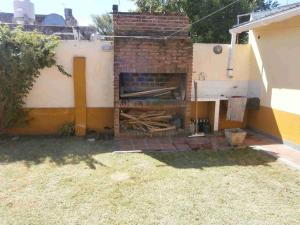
[225,128,247,146]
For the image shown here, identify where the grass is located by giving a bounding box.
[0,136,299,225]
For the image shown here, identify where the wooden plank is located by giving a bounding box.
[120,110,177,134]
[127,121,170,128]
[150,126,176,133]
[141,112,167,118]
[153,91,171,97]
[143,115,172,121]
[120,87,177,98]
[73,57,87,137]
[120,112,155,129]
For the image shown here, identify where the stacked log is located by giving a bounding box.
[120,87,177,98]
[120,110,176,134]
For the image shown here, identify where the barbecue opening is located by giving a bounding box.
[119,73,187,100]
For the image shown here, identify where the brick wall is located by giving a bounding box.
[114,38,192,73]
[114,38,193,101]
[120,73,186,93]
[113,13,189,36]
[113,13,192,137]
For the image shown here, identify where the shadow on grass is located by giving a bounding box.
[0,136,113,169]
[144,148,277,169]
[0,136,278,170]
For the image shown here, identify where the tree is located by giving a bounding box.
[255,0,279,11]
[0,26,69,132]
[92,13,113,35]
[133,0,186,13]
[132,0,279,43]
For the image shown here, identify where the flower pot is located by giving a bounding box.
[225,128,247,146]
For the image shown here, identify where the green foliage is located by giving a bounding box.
[58,122,75,136]
[132,0,279,43]
[0,26,70,132]
[133,0,186,13]
[92,13,113,35]
[186,0,253,43]
[255,0,279,11]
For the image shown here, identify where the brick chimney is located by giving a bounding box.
[113,11,192,137]
[112,5,119,13]
[64,8,78,26]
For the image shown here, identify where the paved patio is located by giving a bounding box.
[115,135,230,152]
[245,133,300,171]
[115,131,300,170]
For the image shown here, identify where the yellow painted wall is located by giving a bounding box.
[248,107,300,145]
[87,108,114,132]
[8,108,75,135]
[18,42,252,135]
[8,28,299,140]
[7,108,114,135]
[190,102,209,119]
[190,101,246,130]
[248,15,300,145]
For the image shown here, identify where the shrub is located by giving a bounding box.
[0,26,70,133]
[58,122,75,137]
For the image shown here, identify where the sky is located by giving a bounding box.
[0,0,299,26]
[0,0,137,25]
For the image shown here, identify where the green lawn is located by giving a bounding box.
[0,136,299,225]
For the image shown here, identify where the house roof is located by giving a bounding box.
[0,12,14,23]
[230,2,300,33]
[0,12,63,26]
[0,12,48,25]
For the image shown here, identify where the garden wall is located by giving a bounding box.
[191,43,251,129]
[8,41,252,135]
[247,16,300,146]
[9,40,114,135]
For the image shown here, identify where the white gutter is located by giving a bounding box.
[230,6,300,34]
[227,32,236,78]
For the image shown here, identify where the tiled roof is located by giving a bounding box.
[0,12,14,23]
[35,14,47,24]
[0,12,54,25]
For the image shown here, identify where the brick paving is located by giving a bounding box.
[245,132,300,170]
[115,131,300,170]
[114,135,231,152]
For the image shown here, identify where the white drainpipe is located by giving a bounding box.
[227,32,237,78]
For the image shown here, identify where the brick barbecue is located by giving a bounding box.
[113,9,193,137]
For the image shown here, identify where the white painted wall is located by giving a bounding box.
[25,40,114,108]
[25,41,254,108]
[192,44,251,99]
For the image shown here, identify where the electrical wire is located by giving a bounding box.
[165,0,242,39]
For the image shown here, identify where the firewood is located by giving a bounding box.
[120,110,177,134]
[145,121,171,128]
[153,91,171,97]
[141,112,167,118]
[127,121,170,128]
[120,87,177,98]
[120,112,155,129]
[143,115,172,121]
[149,126,176,133]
